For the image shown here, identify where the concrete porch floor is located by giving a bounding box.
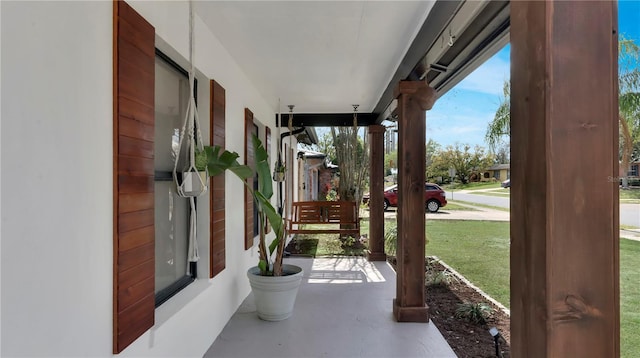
[205,257,456,358]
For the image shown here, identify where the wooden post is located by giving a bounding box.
[393,81,436,322]
[367,124,387,261]
[511,1,619,356]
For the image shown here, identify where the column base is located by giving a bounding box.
[365,250,387,262]
[393,298,429,322]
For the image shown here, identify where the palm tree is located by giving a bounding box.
[619,37,640,188]
[485,38,640,187]
[485,80,510,153]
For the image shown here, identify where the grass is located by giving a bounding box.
[426,220,511,306]
[620,188,640,200]
[441,202,479,211]
[621,238,640,358]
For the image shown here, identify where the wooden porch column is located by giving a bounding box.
[393,81,436,322]
[511,2,619,356]
[367,124,387,261]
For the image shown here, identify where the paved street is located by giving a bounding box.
[446,190,640,228]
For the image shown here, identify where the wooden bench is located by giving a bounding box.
[288,200,360,236]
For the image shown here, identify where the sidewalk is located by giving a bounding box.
[361,204,640,242]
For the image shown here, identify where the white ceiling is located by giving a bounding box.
[195,1,435,114]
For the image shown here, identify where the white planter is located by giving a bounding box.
[182,171,207,195]
[247,264,304,321]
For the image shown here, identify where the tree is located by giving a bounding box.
[485,38,640,187]
[331,124,369,204]
[313,132,337,164]
[384,150,397,176]
[428,144,494,184]
[485,80,510,152]
[619,36,640,187]
[425,139,441,168]
[492,142,510,164]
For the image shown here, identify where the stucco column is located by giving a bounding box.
[366,124,386,261]
[510,1,619,356]
[393,81,436,322]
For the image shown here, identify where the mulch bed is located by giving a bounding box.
[390,257,511,358]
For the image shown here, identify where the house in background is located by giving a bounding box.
[297,149,337,201]
[482,163,510,182]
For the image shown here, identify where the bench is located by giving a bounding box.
[288,200,360,236]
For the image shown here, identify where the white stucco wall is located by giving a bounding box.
[1,1,113,356]
[1,1,279,356]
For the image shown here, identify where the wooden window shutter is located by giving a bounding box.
[113,0,155,353]
[210,80,226,277]
[244,108,255,250]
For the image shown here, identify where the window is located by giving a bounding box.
[628,164,638,177]
[153,50,197,306]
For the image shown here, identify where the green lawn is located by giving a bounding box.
[621,238,640,358]
[620,188,640,200]
[426,220,511,305]
[441,202,479,211]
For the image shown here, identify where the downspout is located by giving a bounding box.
[278,127,307,214]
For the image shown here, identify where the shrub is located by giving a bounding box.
[384,221,398,256]
[455,302,494,325]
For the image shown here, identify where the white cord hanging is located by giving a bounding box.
[173,0,207,199]
[172,0,205,270]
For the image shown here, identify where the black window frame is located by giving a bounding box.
[154,48,198,308]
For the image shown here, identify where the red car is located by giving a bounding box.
[363,183,447,212]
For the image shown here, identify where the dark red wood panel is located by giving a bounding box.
[119,116,154,142]
[119,226,154,252]
[113,0,155,353]
[116,293,154,352]
[366,125,386,261]
[119,193,154,214]
[244,108,255,250]
[118,174,153,194]
[210,80,226,278]
[119,96,153,124]
[118,242,155,271]
[117,276,154,312]
[510,1,619,356]
[119,135,154,159]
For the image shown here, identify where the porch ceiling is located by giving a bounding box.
[195,1,509,125]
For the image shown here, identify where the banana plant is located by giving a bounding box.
[204,135,288,276]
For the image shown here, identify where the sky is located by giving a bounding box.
[426,0,640,149]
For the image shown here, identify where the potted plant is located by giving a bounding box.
[182,149,208,195]
[204,135,303,321]
[273,160,286,182]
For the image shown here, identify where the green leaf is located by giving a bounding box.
[258,259,268,274]
[252,135,273,200]
[254,190,283,254]
[205,146,253,179]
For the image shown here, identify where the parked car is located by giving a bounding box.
[363,183,447,212]
[501,179,511,188]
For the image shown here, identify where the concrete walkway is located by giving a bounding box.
[205,257,456,358]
